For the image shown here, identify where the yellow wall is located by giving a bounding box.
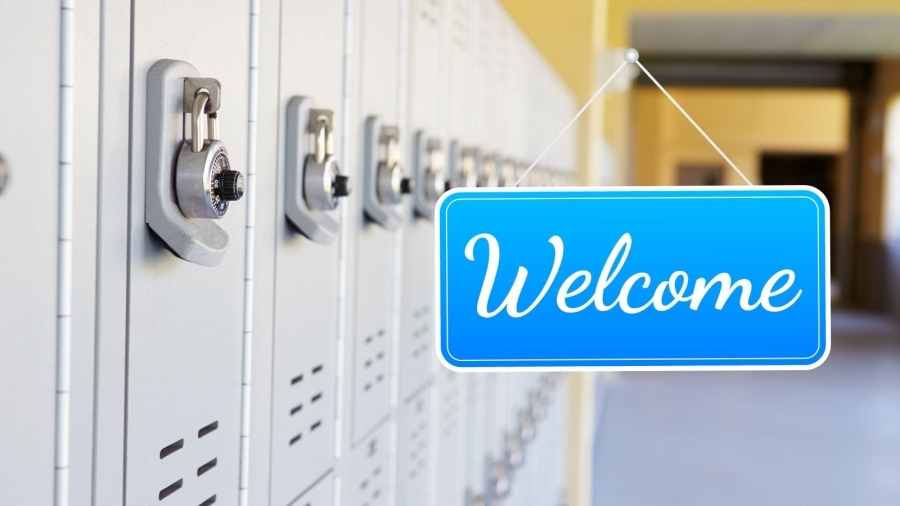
[634,87,850,185]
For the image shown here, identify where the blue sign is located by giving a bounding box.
[435,187,830,370]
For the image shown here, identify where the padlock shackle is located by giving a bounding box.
[191,89,210,153]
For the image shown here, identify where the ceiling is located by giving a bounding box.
[632,15,900,58]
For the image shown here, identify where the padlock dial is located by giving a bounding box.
[176,140,242,219]
[207,149,241,217]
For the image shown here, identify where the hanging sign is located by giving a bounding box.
[435,187,830,370]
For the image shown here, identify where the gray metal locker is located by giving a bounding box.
[124,1,251,504]
[252,0,348,504]
[344,0,405,450]
[0,3,60,504]
[398,0,447,503]
[339,0,409,505]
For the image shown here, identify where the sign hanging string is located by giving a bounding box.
[514,48,753,187]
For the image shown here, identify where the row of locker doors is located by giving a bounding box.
[0,0,576,505]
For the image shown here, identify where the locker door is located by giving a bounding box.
[346,0,403,449]
[436,1,471,504]
[399,0,444,503]
[0,3,59,504]
[262,1,347,504]
[125,2,251,505]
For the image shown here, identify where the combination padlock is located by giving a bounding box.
[499,158,516,187]
[304,109,351,210]
[176,81,243,219]
[454,146,479,188]
[488,457,512,501]
[423,139,450,202]
[478,154,500,187]
[518,407,536,443]
[0,153,8,195]
[504,432,525,469]
[376,126,412,205]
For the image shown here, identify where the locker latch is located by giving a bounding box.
[412,131,449,220]
[478,154,498,188]
[0,154,8,195]
[145,60,236,266]
[448,140,479,188]
[285,97,349,245]
[363,117,412,229]
[499,158,516,187]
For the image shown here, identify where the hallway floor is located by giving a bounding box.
[592,310,900,506]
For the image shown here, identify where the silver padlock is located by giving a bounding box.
[304,109,351,210]
[499,158,516,187]
[176,80,243,219]
[456,147,479,188]
[376,126,412,204]
[505,432,525,469]
[488,457,512,500]
[530,389,547,421]
[424,139,449,202]
[478,154,500,187]
[0,153,8,195]
[518,408,536,443]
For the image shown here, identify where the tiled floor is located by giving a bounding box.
[593,310,900,506]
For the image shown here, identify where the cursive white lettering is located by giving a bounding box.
[464,233,803,318]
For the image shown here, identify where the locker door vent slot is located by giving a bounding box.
[311,393,323,403]
[159,439,184,459]
[411,307,431,359]
[310,420,322,431]
[197,457,217,476]
[312,364,324,374]
[290,403,303,416]
[158,479,183,501]
[198,421,218,438]
[199,495,217,506]
[292,374,304,385]
[290,433,303,446]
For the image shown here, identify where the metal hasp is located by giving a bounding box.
[412,130,448,220]
[363,116,412,229]
[145,59,237,267]
[0,153,8,194]
[285,96,350,245]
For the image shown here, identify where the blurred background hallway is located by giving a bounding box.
[593,310,900,506]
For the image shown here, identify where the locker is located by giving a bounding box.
[124,1,251,504]
[401,0,443,401]
[345,0,405,455]
[254,0,349,504]
[341,1,408,504]
[0,3,60,504]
